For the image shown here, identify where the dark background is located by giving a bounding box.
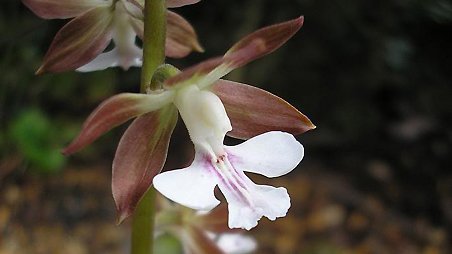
[1,0,451,253]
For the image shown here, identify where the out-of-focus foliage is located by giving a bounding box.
[0,0,140,174]
[154,233,183,254]
[8,110,65,173]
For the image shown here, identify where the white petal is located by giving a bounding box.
[153,153,220,210]
[86,0,142,71]
[117,44,143,70]
[174,85,231,155]
[254,185,291,220]
[111,7,143,72]
[226,131,303,178]
[226,184,290,230]
[216,233,257,254]
[76,49,119,72]
[76,45,142,72]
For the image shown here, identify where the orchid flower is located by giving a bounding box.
[156,197,256,254]
[76,0,143,72]
[154,86,304,229]
[22,0,203,73]
[62,17,315,223]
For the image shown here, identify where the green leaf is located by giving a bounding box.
[154,233,183,254]
[9,110,65,173]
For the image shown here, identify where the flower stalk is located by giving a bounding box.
[131,188,156,254]
[141,0,167,91]
[132,0,167,253]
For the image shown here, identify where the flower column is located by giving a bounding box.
[132,0,166,253]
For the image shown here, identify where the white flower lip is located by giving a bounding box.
[153,84,304,230]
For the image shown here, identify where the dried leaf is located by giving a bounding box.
[36,6,113,74]
[113,106,178,223]
[214,79,315,139]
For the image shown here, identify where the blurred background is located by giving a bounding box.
[1,0,451,253]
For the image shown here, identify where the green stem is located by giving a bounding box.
[131,188,156,254]
[132,0,166,254]
[140,0,167,92]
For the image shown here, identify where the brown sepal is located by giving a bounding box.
[221,16,304,71]
[22,0,107,19]
[36,6,113,74]
[214,79,315,139]
[164,17,304,88]
[130,11,203,58]
[62,93,156,155]
[166,10,204,58]
[113,106,178,223]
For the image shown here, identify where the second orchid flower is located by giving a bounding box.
[23,0,203,73]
